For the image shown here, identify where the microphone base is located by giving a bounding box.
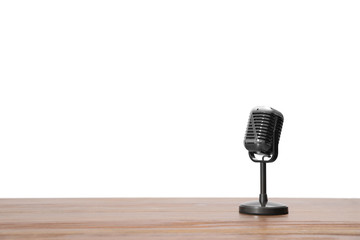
[239,201,288,215]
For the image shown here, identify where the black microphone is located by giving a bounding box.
[244,106,283,162]
[239,106,288,215]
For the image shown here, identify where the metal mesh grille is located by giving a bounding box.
[246,112,283,145]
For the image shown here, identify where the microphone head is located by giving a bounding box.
[244,106,284,156]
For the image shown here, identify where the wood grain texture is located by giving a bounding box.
[0,198,359,239]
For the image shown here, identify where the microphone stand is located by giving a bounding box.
[239,131,288,215]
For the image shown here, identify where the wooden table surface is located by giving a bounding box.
[0,198,359,239]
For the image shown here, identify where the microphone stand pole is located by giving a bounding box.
[260,162,268,207]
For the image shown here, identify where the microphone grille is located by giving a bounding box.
[244,107,284,155]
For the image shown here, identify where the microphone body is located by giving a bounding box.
[244,107,284,162]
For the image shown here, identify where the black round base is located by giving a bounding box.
[239,201,288,215]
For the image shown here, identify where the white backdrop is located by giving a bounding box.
[0,1,359,198]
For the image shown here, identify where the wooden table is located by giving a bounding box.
[0,198,359,239]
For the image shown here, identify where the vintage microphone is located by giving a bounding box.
[239,106,288,215]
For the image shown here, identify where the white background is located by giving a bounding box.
[0,1,359,198]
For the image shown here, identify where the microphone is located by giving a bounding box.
[239,106,288,215]
[244,106,283,162]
